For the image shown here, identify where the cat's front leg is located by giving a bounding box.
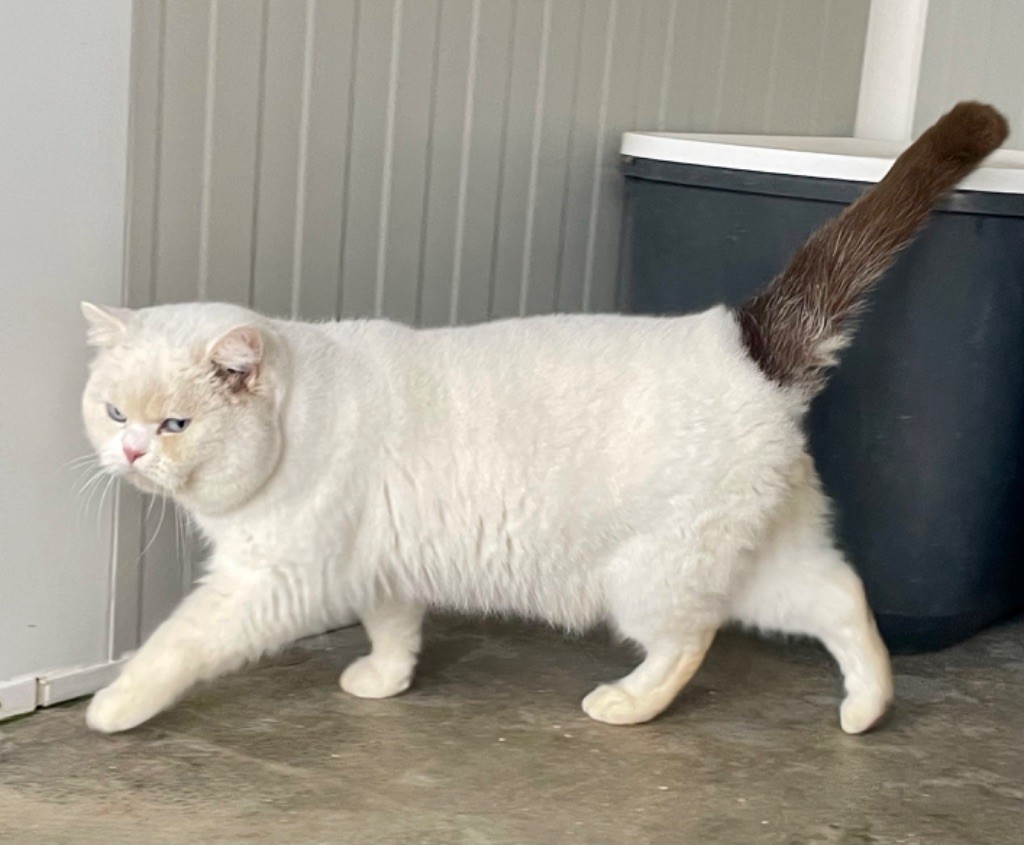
[87,568,316,733]
[340,601,424,699]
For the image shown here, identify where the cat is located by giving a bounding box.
[80,102,1007,735]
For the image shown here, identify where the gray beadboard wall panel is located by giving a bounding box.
[490,0,547,319]
[452,0,517,325]
[418,0,476,326]
[204,0,264,305]
[555,0,613,313]
[590,0,646,313]
[121,0,870,648]
[154,0,209,305]
[915,0,1024,150]
[300,0,357,320]
[340,0,395,318]
[252,0,307,318]
[523,0,584,316]
[129,0,872,323]
[380,0,441,324]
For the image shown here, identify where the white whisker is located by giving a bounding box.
[74,466,104,496]
[96,475,117,535]
[75,468,109,525]
[65,453,100,470]
[137,495,168,565]
[145,492,159,523]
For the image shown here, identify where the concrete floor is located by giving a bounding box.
[1,616,1021,844]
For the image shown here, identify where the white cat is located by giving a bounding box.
[80,102,1006,735]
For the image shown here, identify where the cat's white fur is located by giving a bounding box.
[81,301,892,735]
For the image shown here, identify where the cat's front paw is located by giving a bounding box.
[86,680,165,733]
[339,655,413,699]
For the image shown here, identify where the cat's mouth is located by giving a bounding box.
[122,466,165,494]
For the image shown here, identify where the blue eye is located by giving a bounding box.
[106,403,126,423]
[159,418,191,434]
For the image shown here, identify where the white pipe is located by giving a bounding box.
[854,0,930,141]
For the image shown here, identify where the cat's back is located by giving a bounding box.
[369,306,800,488]
[408,306,782,417]
[308,306,798,482]
[422,306,736,363]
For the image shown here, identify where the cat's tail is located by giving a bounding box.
[737,101,1008,399]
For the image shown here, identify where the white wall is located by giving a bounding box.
[0,1,133,687]
[914,0,1024,150]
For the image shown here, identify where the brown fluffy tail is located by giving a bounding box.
[738,101,1008,398]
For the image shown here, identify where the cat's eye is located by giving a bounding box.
[159,418,191,434]
[105,403,126,423]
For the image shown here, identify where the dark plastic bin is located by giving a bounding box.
[620,133,1024,653]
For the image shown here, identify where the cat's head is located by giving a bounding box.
[80,302,284,515]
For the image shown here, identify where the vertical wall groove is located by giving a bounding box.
[552,5,586,311]
[413,0,446,326]
[581,0,617,312]
[518,0,552,316]
[335,0,362,319]
[373,0,404,317]
[147,0,167,307]
[108,0,153,660]
[196,0,219,300]
[289,0,316,317]
[135,0,169,644]
[485,0,519,319]
[247,0,269,308]
[447,0,481,325]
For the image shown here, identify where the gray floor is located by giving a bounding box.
[1,615,1021,844]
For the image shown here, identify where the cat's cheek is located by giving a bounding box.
[158,430,190,464]
[90,437,123,474]
[81,412,110,456]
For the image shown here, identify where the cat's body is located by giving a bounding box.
[80,103,1007,735]
[166,306,798,629]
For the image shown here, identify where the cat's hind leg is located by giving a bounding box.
[340,601,424,699]
[584,536,723,725]
[582,627,716,725]
[730,534,893,735]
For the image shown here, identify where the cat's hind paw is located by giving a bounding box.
[339,655,413,699]
[839,687,892,734]
[582,683,659,725]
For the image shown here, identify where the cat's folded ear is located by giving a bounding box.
[207,325,264,392]
[81,302,131,347]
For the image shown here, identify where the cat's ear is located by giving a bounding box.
[81,302,131,347]
[207,325,264,391]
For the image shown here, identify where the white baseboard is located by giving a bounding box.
[1,619,361,723]
[0,658,127,722]
[0,675,38,721]
[37,659,127,708]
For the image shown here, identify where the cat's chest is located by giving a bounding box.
[202,492,361,567]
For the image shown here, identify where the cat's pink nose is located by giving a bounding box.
[123,445,146,464]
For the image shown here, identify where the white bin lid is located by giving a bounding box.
[621,132,1024,195]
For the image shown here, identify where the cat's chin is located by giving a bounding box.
[123,471,164,495]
